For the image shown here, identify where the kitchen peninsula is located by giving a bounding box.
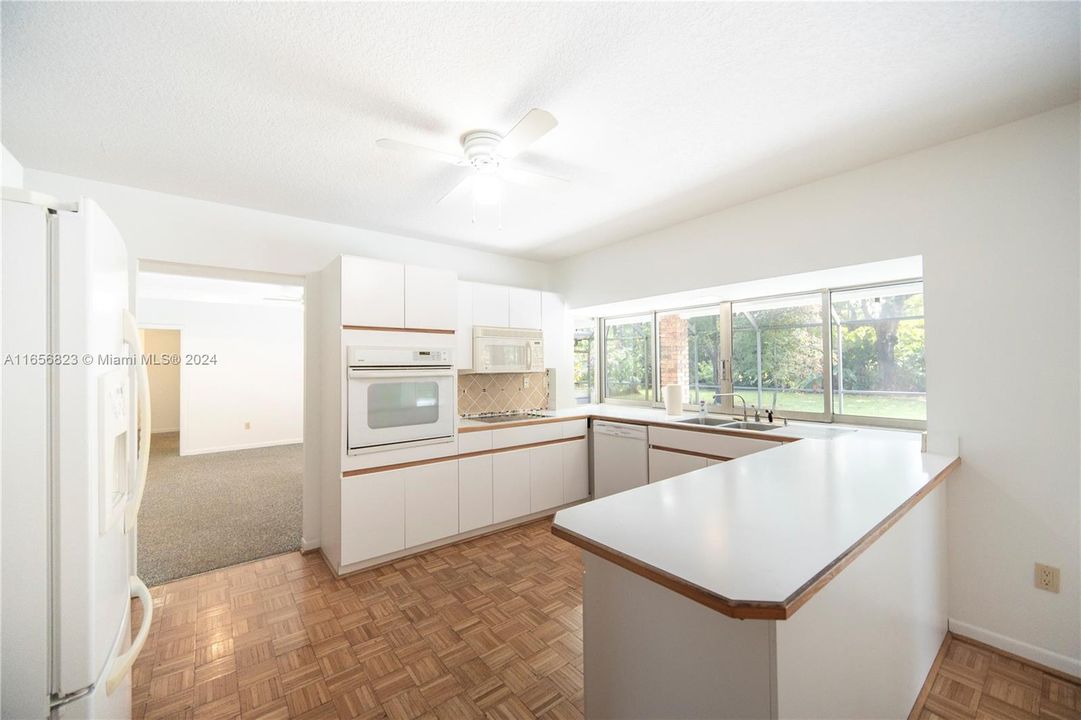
[552,423,959,719]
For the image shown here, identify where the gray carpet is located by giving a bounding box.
[137,432,302,586]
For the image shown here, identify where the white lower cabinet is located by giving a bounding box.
[649,448,708,483]
[404,460,459,547]
[458,455,493,532]
[341,470,405,566]
[530,444,564,512]
[562,438,589,503]
[493,448,531,523]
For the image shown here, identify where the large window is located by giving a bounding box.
[732,293,826,416]
[593,278,925,428]
[830,282,925,421]
[603,315,653,402]
[658,307,726,406]
[573,319,596,405]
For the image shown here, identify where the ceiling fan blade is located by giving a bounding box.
[376,138,466,166]
[436,175,472,206]
[501,164,569,190]
[496,108,558,159]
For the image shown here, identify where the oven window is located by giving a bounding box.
[367,382,440,429]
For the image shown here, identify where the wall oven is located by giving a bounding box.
[473,326,544,373]
[346,346,455,455]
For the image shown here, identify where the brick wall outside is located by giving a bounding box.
[659,314,689,402]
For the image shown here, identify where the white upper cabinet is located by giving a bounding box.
[508,287,543,329]
[405,265,457,331]
[472,283,510,328]
[341,256,405,328]
[456,282,474,370]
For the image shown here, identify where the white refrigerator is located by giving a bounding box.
[2,189,153,719]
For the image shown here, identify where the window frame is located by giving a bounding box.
[599,312,657,406]
[829,280,927,430]
[595,279,926,430]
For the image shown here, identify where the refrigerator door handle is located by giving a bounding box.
[105,576,152,696]
[123,310,151,532]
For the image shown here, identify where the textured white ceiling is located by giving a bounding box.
[3,3,1078,260]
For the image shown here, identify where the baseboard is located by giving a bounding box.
[152,428,180,434]
[300,536,321,553]
[948,618,1081,679]
[179,437,303,456]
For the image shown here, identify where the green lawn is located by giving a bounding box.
[602,386,926,421]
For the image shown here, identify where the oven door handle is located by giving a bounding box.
[348,368,454,379]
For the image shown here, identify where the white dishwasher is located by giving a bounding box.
[592,420,649,499]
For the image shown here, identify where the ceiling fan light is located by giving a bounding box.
[472,173,502,206]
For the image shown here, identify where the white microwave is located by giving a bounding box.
[473,326,544,373]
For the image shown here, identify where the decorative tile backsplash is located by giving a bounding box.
[458,372,550,416]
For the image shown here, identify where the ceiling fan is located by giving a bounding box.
[375,108,567,216]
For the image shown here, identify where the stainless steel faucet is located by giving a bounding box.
[711,393,749,421]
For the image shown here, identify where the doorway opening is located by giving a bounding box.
[135,266,304,585]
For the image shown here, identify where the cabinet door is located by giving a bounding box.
[341,470,405,565]
[341,256,405,328]
[562,438,589,503]
[542,291,565,370]
[492,449,530,523]
[405,265,457,331]
[472,283,510,328]
[508,287,543,329]
[648,448,708,483]
[456,282,474,370]
[459,455,493,533]
[530,443,564,512]
[404,460,459,547]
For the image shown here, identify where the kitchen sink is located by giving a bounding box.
[723,421,779,431]
[674,417,779,432]
[675,417,733,427]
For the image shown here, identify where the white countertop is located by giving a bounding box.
[544,406,957,616]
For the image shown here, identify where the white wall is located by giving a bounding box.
[555,104,1081,674]
[21,169,551,289]
[138,297,303,455]
[140,329,181,432]
[2,145,24,188]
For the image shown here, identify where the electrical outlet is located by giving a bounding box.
[244,421,251,430]
[1035,563,1060,593]
[523,376,531,389]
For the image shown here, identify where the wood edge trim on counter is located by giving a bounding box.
[907,632,952,720]
[948,631,1081,685]
[781,456,962,618]
[551,455,962,621]
[648,444,733,462]
[458,415,590,433]
[550,525,788,620]
[342,325,455,334]
[342,435,587,477]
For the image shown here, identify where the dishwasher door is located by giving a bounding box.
[592,421,649,499]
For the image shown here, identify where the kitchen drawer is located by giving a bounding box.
[458,430,493,454]
[560,419,588,438]
[649,425,781,459]
[491,422,562,449]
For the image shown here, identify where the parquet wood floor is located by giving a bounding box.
[131,519,585,720]
[911,633,1080,720]
[134,517,1080,720]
